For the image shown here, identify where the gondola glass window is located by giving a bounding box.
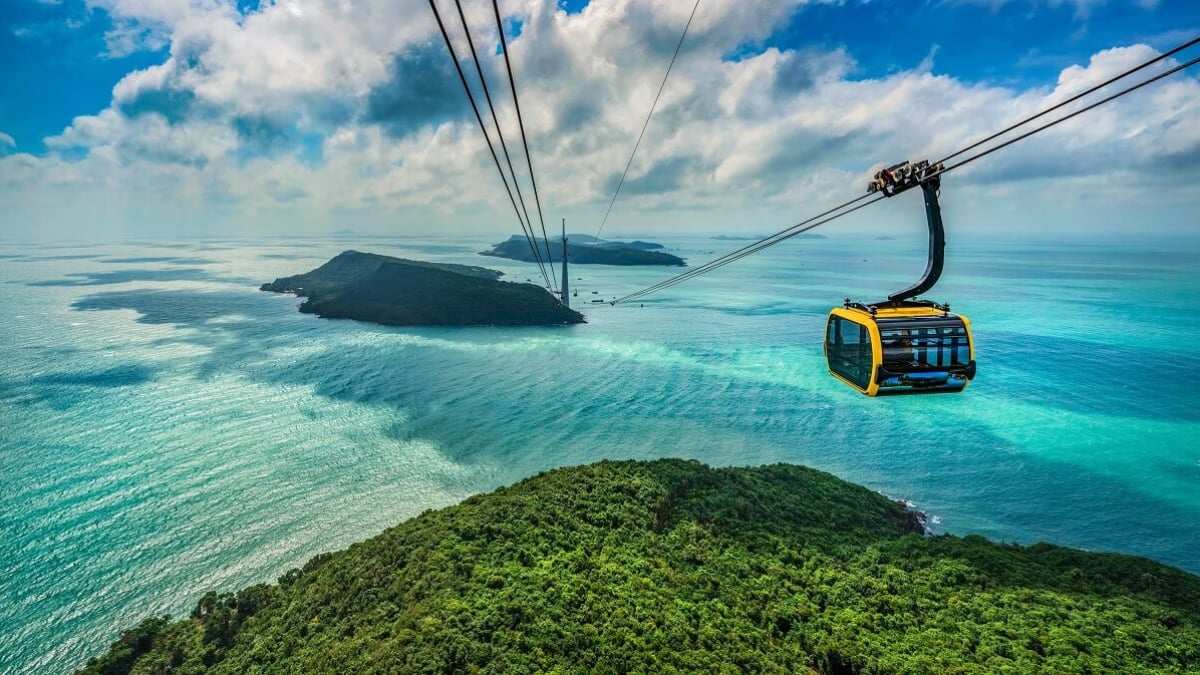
[826,316,872,389]
[878,323,970,369]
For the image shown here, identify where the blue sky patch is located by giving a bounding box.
[735,0,1198,86]
[0,0,166,154]
[558,0,589,15]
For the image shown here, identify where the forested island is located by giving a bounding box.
[612,240,664,250]
[82,460,1200,674]
[481,236,685,266]
[261,251,583,326]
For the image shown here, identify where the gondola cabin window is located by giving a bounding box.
[826,316,872,390]
[878,323,970,369]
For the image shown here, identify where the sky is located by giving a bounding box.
[0,0,1198,241]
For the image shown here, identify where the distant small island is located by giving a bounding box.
[610,240,664,250]
[481,236,684,266]
[261,251,583,326]
[563,234,665,251]
[876,235,896,240]
[711,233,826,240]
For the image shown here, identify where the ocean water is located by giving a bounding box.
[2,232,1199,673]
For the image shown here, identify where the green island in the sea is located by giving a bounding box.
[81,459,1200,674]
[481,236,686,266]
[261,250,584,327]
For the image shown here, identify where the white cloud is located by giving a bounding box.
[86,0,233,57]
[2,0,1198,240]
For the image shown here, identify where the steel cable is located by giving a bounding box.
[611,41,1200,305]
[453,0,554,291]
[429,0,552,289]
[493,0,558,290]
[593,0,702,243]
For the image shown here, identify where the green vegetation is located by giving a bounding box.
[261,251,583,326]
[481,237,686,266]
[80,460,1200,674]
[606,240,665,250]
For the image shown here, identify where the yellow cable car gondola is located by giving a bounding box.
[825,160,976,396]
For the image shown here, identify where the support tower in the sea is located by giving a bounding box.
[560,218,569,308]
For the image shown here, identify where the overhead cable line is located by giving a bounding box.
[611,40,1200,305]
[937,34,1200,166]
[936,52,1200,176]
[451,0,554,292]
[622,49,1200,304]
[493,0,557,290]
[428,0,553,290]
[612,195,882,304]
[593,0,702,243]
[451,0,552,289]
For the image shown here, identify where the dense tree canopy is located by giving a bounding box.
[80,460,1200,674]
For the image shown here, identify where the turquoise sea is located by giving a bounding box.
[2,232,1199,673]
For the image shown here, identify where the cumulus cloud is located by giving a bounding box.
[366,43,468,136]
[87,0,233,57]
[2,0,1198,238]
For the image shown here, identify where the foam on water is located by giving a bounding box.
[1,234,1198,673]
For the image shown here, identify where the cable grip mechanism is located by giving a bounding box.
[867,159,944,197]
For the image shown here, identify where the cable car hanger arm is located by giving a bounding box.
[866,160,945,305]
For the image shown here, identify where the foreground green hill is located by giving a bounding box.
[81,460,1200,674]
